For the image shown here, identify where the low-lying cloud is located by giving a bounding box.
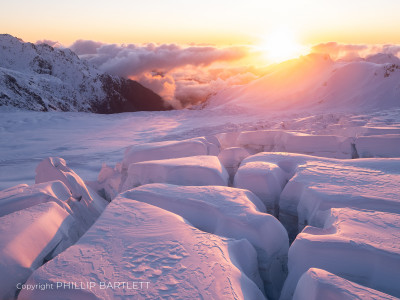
[70,40,247,76]
[311,42,400,61]
[69,40,252,108]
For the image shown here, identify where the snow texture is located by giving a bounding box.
[0,202,79,299]
[293,268,398,300]
[121,155,229,191]
[122,183,288,299]
[0,180,72,217]
[280,208,400,299]
[19,198,266,300]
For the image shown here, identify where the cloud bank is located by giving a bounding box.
[311,42,400,60]
[69,40,252,107]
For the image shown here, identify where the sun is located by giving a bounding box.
[258,28,307,63]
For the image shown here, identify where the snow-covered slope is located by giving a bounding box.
[0,34,171,113]
[208,53,400,112]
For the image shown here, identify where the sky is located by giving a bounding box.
[2,0,400,107]
[2,0,400,46]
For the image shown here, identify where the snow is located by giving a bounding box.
[0,34,105,112]
[0,201,79,300]
[355,134,400,157]
[121,183,288,299]
[209,53,400,113]
[1,51,400,299]
[1,107,400,192]
[35,157,107,231]
[19,198,266,300]
[293,268,398,300]
[0,180,72,217]
[121,138,209,170]
[238,152,400,240]
[233,160,287,215]
[92,163,122,201]
[121,155,229,191]
[280,208,400,299]
[226,130,354,158]
[217,147,250,182]
[280,156,400,239]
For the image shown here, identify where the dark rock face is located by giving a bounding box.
[96,74,172,113]
[0,34,172,113]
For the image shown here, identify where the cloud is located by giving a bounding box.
[311,42,368,60]
[67,40,252,108]
[36,39,62,48]
[69,40,248,77]
[311,42,400,61]
[70,39,104,55]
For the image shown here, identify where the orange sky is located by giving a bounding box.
[1,0,400,47]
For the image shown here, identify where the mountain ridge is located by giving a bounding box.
[0,34,172,113]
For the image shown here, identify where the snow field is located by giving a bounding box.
[19,198,266,300]
[122,183,289,299]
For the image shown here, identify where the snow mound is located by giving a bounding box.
[280,208,400,299]
[280,156,400,239]
[234,161,287,215]
[121,137,218,170]
[218,147,250,183]
[0,180,72,217]
[121,155,229,191]
[355,134,400,157]
[235,130,353,158]
[0,201,79,299]
[293,268,398,300]
[240,152,400,240]
[35,157,107,229]
[19,198,266,300]
[122,183,288,299]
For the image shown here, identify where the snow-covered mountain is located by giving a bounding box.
[208,53,400,112]
[0,34,171,113]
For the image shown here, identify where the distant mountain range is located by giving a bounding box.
[0,34,171,113]
[208,52,400,112]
